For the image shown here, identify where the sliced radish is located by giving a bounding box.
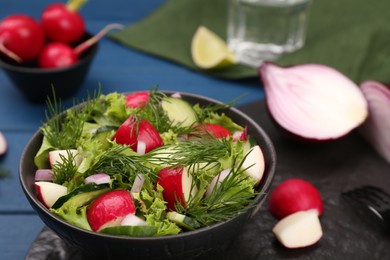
[87,190,136,232]
[205,169,231,197]
[359,80,390,164]
[269,178,323,219]
[48,149,83,168]
[232,126,248,142]
[35,181,68,208]
[156,166,197,211]
[0,131,8,157]
[136,141,146,155]
[113,116,163,154]
[192,123,231,138]
[120,214,147,226]
[84,173,110,185]
[241,145,265,184]
[272,210,323,248]
[35,169,54,181]
[125,91,150,109]
[259,62,368,141]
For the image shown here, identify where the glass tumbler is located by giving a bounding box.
[227,0,312,68]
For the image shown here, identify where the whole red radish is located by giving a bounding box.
[113,116,163,154]
[125,92,150,109]
[41,0,87,44]
[156,166,197,211]
[37,23,124,69]
[38,42,78,68]
[193,123,231,138]
[0,14,45,63]
[269,178,323,219]
[87,190,136,232]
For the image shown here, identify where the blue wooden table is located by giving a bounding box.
[0,1,263,259]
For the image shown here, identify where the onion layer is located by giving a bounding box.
[259,62,368,140]
[359,80,390,164]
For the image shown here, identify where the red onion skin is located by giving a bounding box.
[259,62,368,143]
[359,80,390,164]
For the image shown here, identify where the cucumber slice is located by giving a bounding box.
[167,211,201,231]
[161,97,197,127]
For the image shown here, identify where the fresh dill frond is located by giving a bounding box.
[90,145,157,180]
[42,89,101,149]
[177,159,257,226]
[146,137,231,168]
[52,150,79,184]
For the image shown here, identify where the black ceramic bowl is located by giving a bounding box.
[0,33,98,103]
[19,91,276,260]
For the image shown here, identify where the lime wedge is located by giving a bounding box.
[191,26,237,70]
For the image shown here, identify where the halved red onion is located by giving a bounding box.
[259,62,368,141]
[0,131,7,156]
[84,173,111,185]
[35,169,54,181]
[359,80,390,163]
[131,174,145,194]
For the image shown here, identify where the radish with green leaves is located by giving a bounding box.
[0,14,45,63]
[41,0,87,44]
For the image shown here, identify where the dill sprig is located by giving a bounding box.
[90,145,157,179]
[146,136,231,168]
[42,89,100,149]
[176,158,257,226]
[52,150,79,184]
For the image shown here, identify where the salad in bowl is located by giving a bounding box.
[20,88,276,259]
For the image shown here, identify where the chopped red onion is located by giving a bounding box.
[171,92,182,98]
[259,62,368,140]
[35,169,54,181]
[84,173,111,185]
[359,80,390,164]
[137,141,146,155]
[131,174,145,194]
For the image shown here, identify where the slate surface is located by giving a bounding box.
[26,100,390,260]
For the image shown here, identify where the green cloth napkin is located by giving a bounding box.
[110,0,390,84]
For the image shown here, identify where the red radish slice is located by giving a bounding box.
[35,181,67,208]
[241,145,265,184]
[359,80,390,164]
[259,62,368,141]
[41,0,86,44]
[0,14,45,63]
[35,169,54,181]
[113,116,163,154]
[193,123,231,138]
[87,190,136,232]
[272,210,323,248]
[125,91,150,108]
[136,141,146,155]
[0,131,7,157]
[120,214,147,226]
[48,149,83,168]
[205,169,231,197]
[269,178,323,220]
[156,167,197,211]
[84,173,110,185]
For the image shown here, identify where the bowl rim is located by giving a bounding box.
[19,90,276,241]
[0,33,99,74]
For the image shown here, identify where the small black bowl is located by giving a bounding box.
[0,33,98,103]
[19,92,277,260]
